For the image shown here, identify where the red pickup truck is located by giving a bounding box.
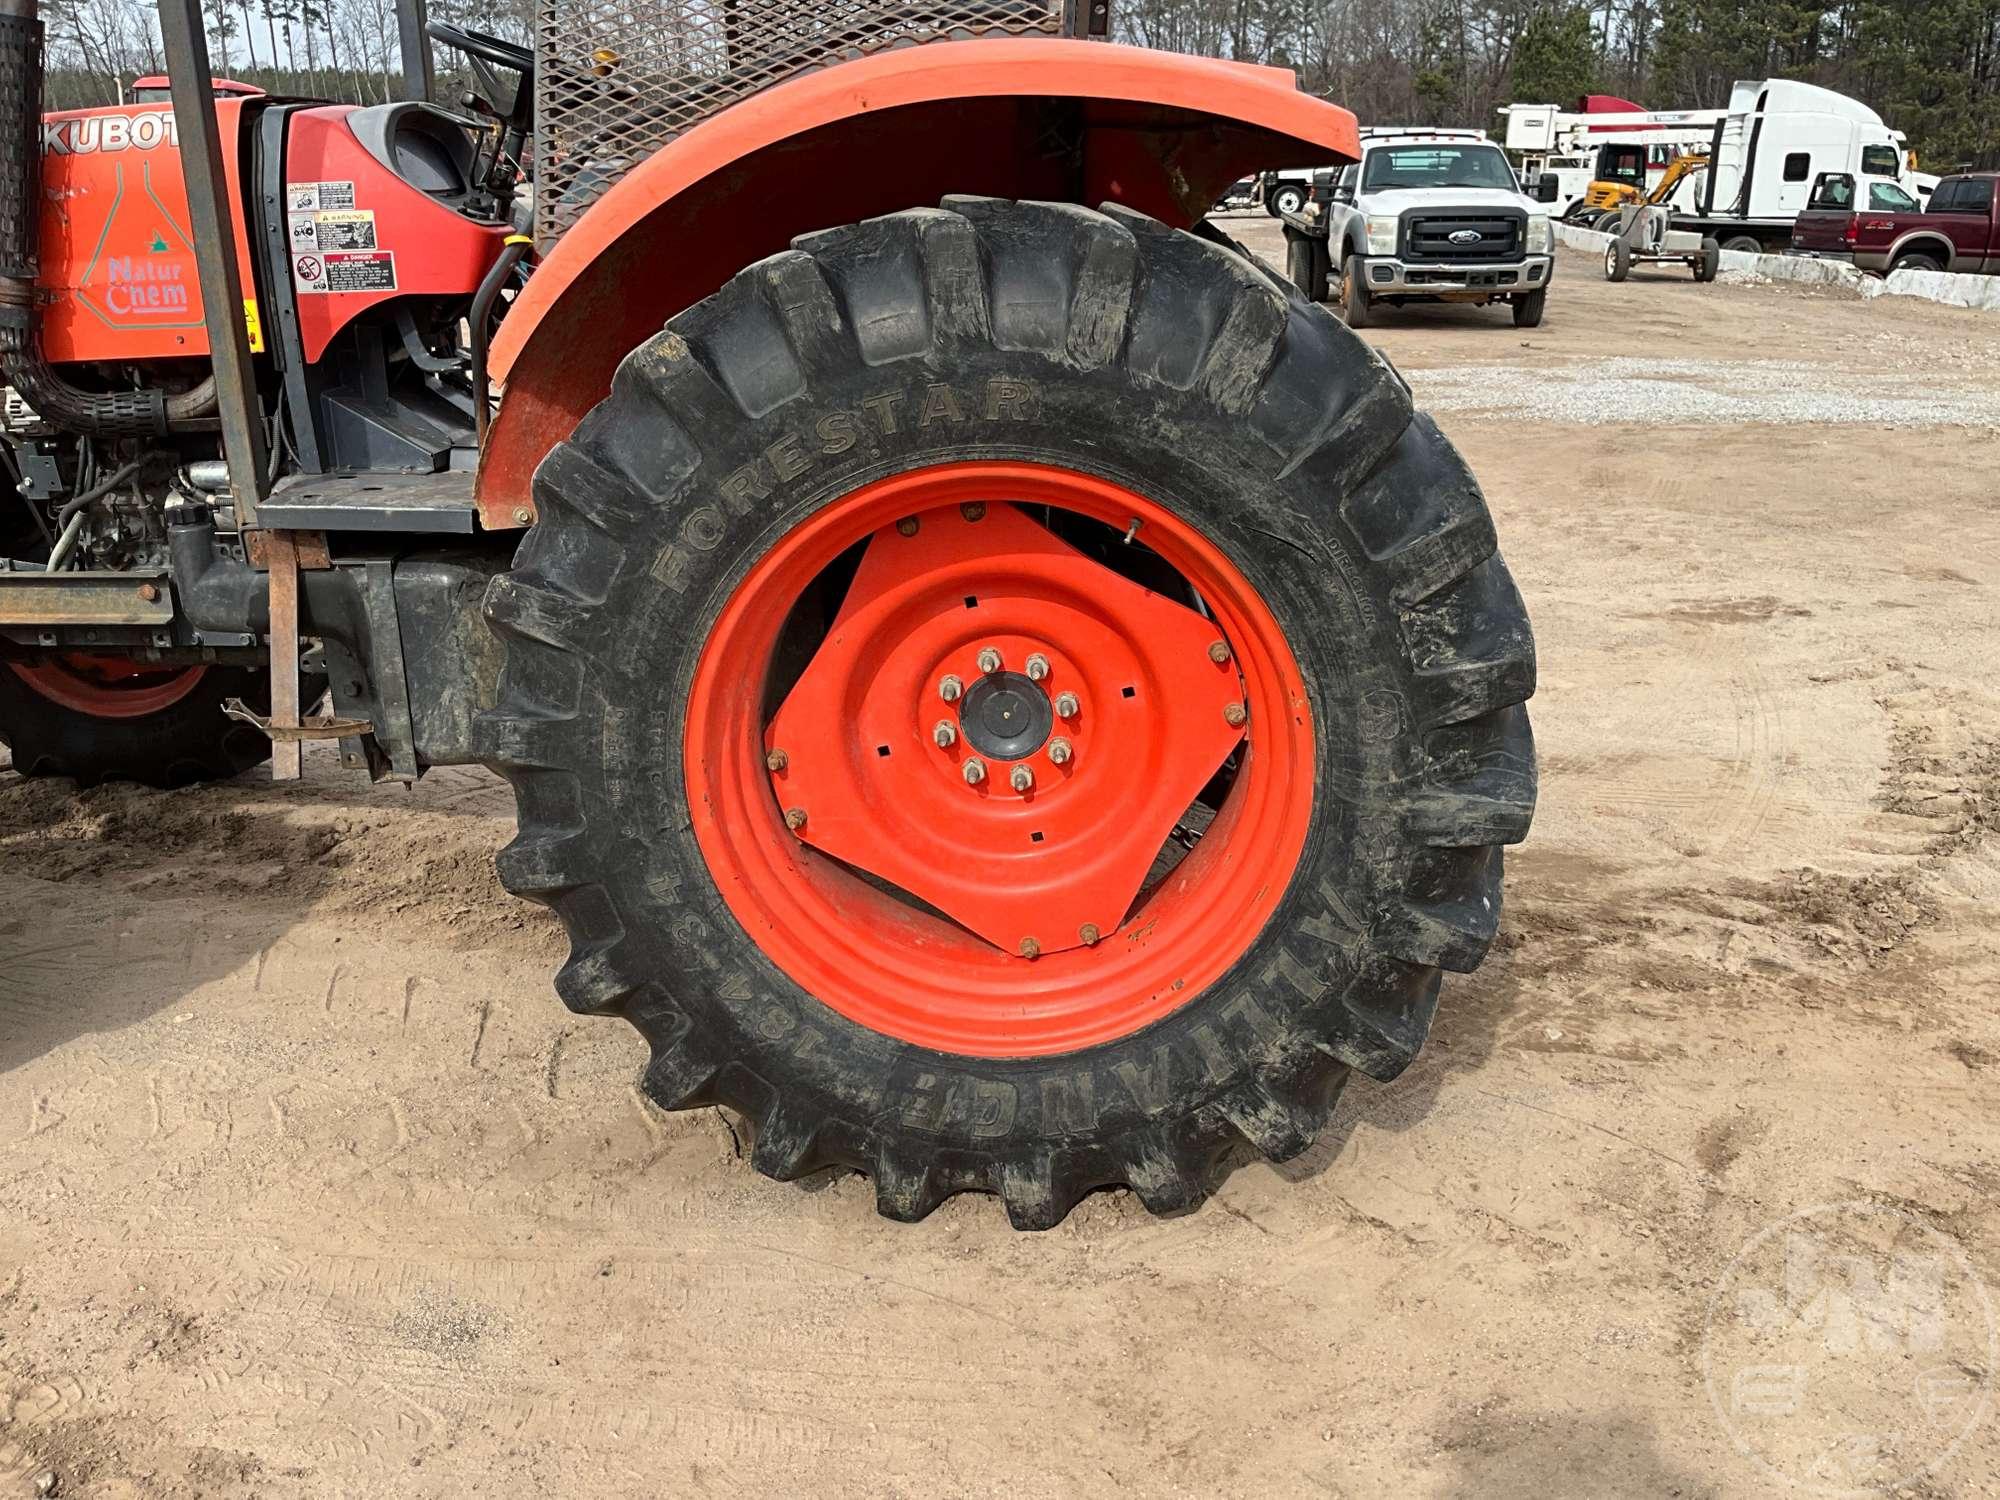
[1791,171,2000,275]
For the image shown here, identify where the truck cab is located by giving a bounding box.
[1673,78,1920,253]
[1318,129,1554,328]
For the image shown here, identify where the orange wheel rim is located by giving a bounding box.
[6,656,207,719]
[684,462,1315,1058]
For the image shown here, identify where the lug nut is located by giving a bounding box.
[1223,702,1248,727]
[1208,640,1232,665]
[1010,764,1034,793]
[1054,691,1079,719]
[896,516,919,537]
[784,807,808,830]
[961,501,987,522]
[1024,652,1050,681]
[939,674,964,703]
[962,757,986,785]
[933,720,957,748]
[1019,936,1041,959]
[1079,923,1101,945]
[976,647,1002,674]
[765,748,789,772]
[1048,736,1073,765]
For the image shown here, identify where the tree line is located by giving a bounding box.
[1120,0,2000,170]
[33,0,2000,171]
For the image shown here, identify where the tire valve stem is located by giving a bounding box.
[1079,923,1100,946]
[939,674,964,703]
[933,720,957,749]
[1010,764,1034,793]
[1048,736,1073,766]
[765,748,789,772]
[1224,702,1248,727]
[976,647,1002,675]
[1024,652,1050,681]
[1208,640,1231,665]
[1019,936,1041,959]
[784,807,808,831]
[1123,517,1141,545]
[962,757,986,785]
[1054,691,1079,720]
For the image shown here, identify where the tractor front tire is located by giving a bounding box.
[0,660,282,788]
[481,198,1536,1227]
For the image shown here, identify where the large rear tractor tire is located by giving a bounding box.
[0,658,282,788]
[481,198,1536,1227]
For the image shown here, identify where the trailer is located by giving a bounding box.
[0,0,1537,1226]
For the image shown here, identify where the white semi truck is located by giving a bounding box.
[1503,80,1925,254]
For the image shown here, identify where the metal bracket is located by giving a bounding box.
[262,531,304,779]
[222,698,373,742]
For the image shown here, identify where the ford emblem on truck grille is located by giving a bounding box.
[1449,229,1483,244]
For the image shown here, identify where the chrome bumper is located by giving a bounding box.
[1360,255,1554,295]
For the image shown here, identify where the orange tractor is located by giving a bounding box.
[0,0,1536,1225]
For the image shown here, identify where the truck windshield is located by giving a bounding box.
[1362,145,1517,193]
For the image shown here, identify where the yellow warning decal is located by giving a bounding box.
[244,298,264,354]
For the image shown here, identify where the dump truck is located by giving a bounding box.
[0,0,1537,1226]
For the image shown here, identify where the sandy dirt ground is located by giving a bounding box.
[3,219,1998,1498]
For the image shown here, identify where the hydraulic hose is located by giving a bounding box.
[470,234,532,448]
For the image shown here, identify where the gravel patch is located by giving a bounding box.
[1412,355,2000,426]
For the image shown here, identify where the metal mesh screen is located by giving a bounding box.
[0,15,45,282]
[533,0,1064,244]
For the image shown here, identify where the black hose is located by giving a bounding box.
[50,454,142,533]
[470,234,531,448]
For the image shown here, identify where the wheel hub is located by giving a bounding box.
[763,498,1250,959]
[957,671,1051,761]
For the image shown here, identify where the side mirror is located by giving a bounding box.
[1535,174,1559,204]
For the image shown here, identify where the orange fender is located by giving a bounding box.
[478,39,1358,525]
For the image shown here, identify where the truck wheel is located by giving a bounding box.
[1339,254,1372,328]
[480,198,1536,1227]
[1268,182,1305,217]
[1890,251,1943,275]
[1512,288,1547,328]
[0,658,280,787]
[1605,241,1632,282]
[1721,235,1762,256]
[1697,239,1721,283]
[1285,233,1329,302]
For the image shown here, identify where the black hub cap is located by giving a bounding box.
[958,671,1053,761]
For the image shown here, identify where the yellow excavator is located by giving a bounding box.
[1572,149,1709,227]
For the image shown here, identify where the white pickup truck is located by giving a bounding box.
[1279,129,1556,329]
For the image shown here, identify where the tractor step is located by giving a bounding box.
[259,471,479,534]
